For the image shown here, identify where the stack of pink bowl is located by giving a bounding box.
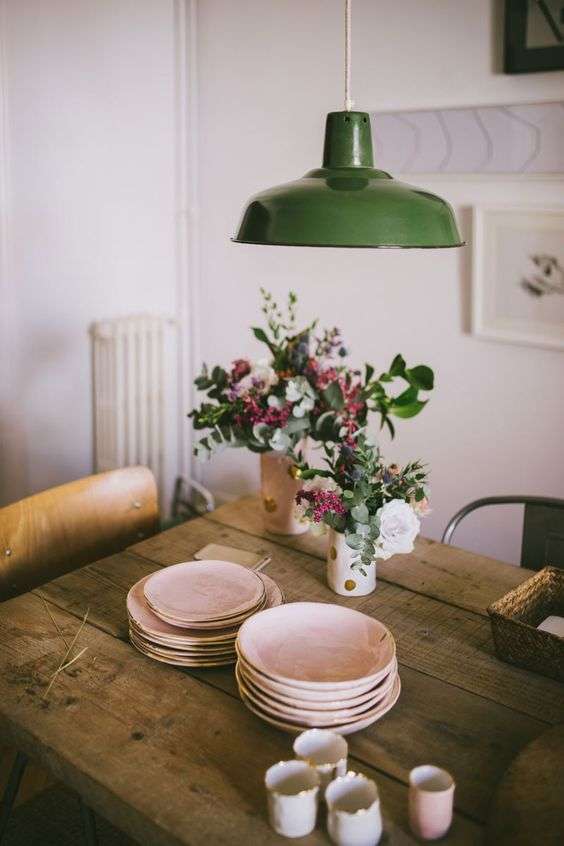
[127,559,283,667]
[235,602,400,735]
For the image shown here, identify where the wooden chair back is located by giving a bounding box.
[0,466,158,601]
[442,496,564,570]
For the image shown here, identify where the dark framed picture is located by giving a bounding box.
[504,0,564,73]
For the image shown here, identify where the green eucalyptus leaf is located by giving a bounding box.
[382,416,396,439]
[300,468,332,480]
[345,533,364,550]
[389,399,427,419]
[351,503,369,523]
[322,380,345,411]
[323,512,346,532]
[389,354,406,377]
[392,386,418,406]
[251,326,276,353]
[315,411,340,441]
[405,365,434,391]
[285,416,310,434]
[211,365,227,384]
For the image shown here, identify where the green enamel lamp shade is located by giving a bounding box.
[233,111,464,248]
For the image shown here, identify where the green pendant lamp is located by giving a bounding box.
[233,1,463,249]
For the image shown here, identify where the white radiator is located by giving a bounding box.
[91,315,173,503]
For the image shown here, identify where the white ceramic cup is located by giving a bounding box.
[325,772,382,846]
[293,729,348,794]
[264,759,320,838]
[408,765,455,841]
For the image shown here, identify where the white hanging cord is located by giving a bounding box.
[344,0,354,111]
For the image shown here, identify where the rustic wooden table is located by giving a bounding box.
[1,495,563,845]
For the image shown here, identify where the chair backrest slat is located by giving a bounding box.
[0,467,158,601]
[443,496,564,570]
[522,502,564,571]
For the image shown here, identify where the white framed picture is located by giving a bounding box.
[472,205,564,351]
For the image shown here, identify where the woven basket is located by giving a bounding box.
[487,566,564,682]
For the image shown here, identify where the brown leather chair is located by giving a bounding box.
[0,466,158,601]
[0,466,158,843]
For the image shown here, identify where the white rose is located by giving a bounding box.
[238,358,278,395]
[269,428,291,452]
[375,499,420,560]
[285,377,306,403]
[286,375,314,400]
[293,395,315,418]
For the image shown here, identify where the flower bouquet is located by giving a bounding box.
[189,289,434,535]
[295,433,429,596]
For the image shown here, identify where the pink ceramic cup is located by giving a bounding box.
[408,765,455,840]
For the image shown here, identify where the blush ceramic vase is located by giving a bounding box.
[260,451,309,536]
[326,528,376,597]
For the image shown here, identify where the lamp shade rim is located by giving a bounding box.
[231,237,466,249]
[232,111,464,249]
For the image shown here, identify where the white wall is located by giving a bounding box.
[195,0,564,564]
[0,0,181,508]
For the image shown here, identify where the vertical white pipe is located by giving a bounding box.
[138,315,148,466]
[157,318,165,506]
[151,317,159,490]
[127,317,136,465]
[115,319,125,467]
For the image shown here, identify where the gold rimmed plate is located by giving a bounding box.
[237,602,395,691]
[237,674,401,736]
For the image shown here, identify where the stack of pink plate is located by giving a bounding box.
[235,602,400,735]
[127,560,284,667]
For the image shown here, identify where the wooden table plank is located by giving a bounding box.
[200,497,530,616]
[128,516,564,723]
[34,544,550,822]
[4,498,561,844]
[0,592,481,845]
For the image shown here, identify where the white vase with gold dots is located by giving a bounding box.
[260,451,309,536]
[326,528,376,596]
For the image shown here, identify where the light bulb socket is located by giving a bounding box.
[322,111,374,169]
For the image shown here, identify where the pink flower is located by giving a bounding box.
[315,367,339,390]
[295,489,346,523]
[231,359,251,383]
[411,496,431,517]
[236,396,291,428]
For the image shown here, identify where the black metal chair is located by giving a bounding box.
[442,496,564,570]
[166,476,215,527]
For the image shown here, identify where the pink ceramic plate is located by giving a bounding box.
[128,571,283,641]
[143,560,265,623]
[238,675,401,736]
[237,602,396,690]
[130,640,235,664]
[129,627,237,657]
[150,593,267,629]
[235,649,396,702]
[237,658,398,711]
[235,662,397,724]
[128,620,237,650]
[129,632,236,667]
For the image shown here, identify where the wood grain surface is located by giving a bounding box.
[1,497,563,845]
